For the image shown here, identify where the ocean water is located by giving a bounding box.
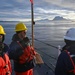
[0,21,75,45]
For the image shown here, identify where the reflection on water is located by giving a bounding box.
[0,21,75,44]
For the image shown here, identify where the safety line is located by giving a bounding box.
[35,38,58,49]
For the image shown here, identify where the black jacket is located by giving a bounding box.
[8,34,31,72]
[55,44,75,75]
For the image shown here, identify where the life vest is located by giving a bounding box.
[17,41,36,64]
[65,50,75,74]
[15,69,33,75]
[0,54,12,75]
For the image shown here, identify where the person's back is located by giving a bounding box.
[55,28,75,75]
[55,45,75,75]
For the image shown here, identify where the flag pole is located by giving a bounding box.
[30,0,35,47]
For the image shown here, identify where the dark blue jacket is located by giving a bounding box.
[3,43,9,53]
[55,45,75,75]
[0,43,9,58]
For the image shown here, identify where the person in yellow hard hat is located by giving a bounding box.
[0,25,12,75]
[8,22,36,75]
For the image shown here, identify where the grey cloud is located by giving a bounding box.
[0,0,75,21]
[44,0,75,10]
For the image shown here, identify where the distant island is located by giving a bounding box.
[53,16,66,20]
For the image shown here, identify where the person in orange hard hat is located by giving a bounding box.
[0,25,12,75]
[8,22,36,75]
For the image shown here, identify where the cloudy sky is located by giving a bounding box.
[0,0,75,21]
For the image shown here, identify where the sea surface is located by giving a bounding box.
[0,20,75,45]
[1,20,75,75]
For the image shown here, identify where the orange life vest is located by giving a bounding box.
[19,46,34,64]
[0,54,12,75]
[17,41,36,64]
[15,69,33,75]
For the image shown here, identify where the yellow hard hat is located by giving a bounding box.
[15,22,28,32]
[0,25,6,35]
